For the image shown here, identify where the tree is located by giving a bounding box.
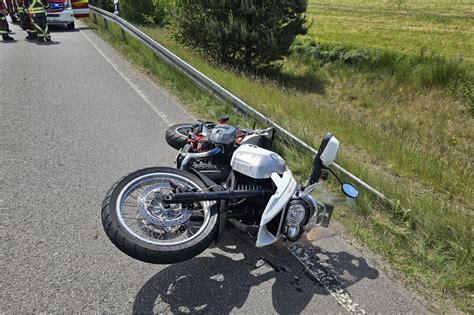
[119,0,173,26]
[89,0,114,12]
[175,0,307,70]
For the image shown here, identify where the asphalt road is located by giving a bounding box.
[1,21,429,314]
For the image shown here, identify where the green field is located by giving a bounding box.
[306,0,474,60]
[87,1,473,311]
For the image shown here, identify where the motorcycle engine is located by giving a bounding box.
[208,124,237,153]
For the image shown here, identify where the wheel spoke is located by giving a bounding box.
[126,219,139,227]
[117,172,212,246]
[122,201,137,207]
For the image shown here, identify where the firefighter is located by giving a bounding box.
[27,0,49,42]
[0,0,14,41]
[22,0,36,39]
[5,0,17,23]
[14,0,27,30]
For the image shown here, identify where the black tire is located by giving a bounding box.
[101,167,219,264]
[165,123,195,150]
[67,22,75,30]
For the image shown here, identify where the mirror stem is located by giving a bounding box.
[325,166,343,185]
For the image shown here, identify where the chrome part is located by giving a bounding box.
[300,182,321,197]
[179,147,222,159]
[116,172,212,246]
[312,199,334,228]
[137,184,192,227]
[287,225,300,239]
[175,125,193,137]
[301,194,317,217]
[283,199,310,242]
[285,203,306,225]
[235,183,263,191]
[180,155,192,170]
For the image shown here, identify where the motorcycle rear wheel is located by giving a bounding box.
[101,167,218,264]
[165,123,194,150]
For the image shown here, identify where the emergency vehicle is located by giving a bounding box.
[47,0,89,30]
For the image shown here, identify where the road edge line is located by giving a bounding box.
[80,28,173,126]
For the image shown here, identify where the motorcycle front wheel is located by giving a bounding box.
[101,167,218,264]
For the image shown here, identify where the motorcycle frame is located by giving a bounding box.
[162,189,274,203]
[165,133,342,247]
[163,166,299,247]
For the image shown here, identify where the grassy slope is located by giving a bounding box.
[307,0,474,60]
[86,4,473,310]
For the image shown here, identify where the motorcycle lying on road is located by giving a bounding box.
[167,117,276,183]
[101,132,358,264]
[165,115,274,152]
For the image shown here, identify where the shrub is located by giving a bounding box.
[89,0,114,12]
[175,0,308,70]
[120,0,174,26]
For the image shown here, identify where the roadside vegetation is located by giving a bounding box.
[86,0,473,311]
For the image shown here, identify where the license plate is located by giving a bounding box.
[48,17,60,22]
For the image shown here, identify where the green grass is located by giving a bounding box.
[290,38,473,90]
[306,0,474,61]
[140,27,473,207]
[86,14,473,312]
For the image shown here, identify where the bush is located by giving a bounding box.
[120,0,174,26]
[175,0,308,70]
[89,0,114,12]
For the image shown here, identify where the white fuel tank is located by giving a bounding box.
[231,145,286,179]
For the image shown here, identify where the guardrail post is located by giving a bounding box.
[121,28,127,42]
[93,13,97,24]
[103,17,108,30]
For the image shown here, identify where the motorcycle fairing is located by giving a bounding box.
[256,169,297,247]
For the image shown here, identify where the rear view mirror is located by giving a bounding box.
[342,183,358,198]
[320,135,339,167]
[307,133,340,186]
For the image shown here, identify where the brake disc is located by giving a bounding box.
[137,184,192,228]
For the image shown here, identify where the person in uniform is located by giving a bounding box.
[0,0,14,41]
[21,0,37,39]
[26,0,49,42]
[14,0,26,29]
[5,0,18,23]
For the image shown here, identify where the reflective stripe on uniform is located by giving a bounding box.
[28,0,45,14]
[33,21,43,36]
[29,8,44,13]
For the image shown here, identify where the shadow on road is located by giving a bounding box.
[30,40,61,45]
[48,25,92,33]
[132,230,379,314]
[1,39,19,44]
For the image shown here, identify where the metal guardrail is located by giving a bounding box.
[89,5,390,203]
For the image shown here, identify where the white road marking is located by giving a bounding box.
[80,29,173,126]
[289,244,367,314]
